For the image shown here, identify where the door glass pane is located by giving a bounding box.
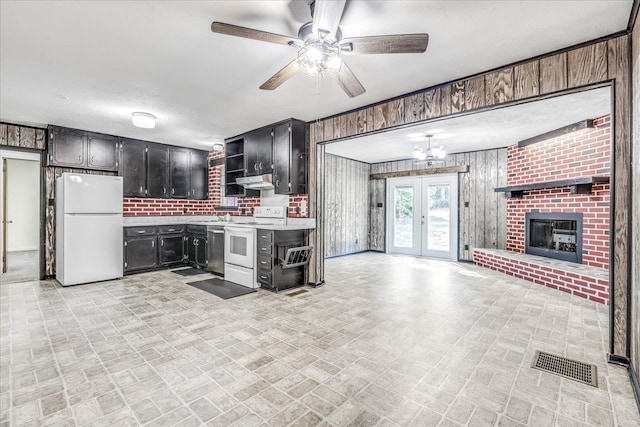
[427,184,450,251]
[394,186,414,248]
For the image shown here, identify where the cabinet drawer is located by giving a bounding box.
[158,225,185,234]
[257,230,273,244]
[186,225,207,235]
[257,255,273,271]
[257,242,272,256]
[124,226,157,236]
[257,270,272,286]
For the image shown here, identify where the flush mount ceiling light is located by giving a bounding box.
[131,112,156,129]
[212,143,224,152]
[413,134,446,166]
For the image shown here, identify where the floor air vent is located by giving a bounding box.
[532,350,597,387]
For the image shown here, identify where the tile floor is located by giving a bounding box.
[0,251,39,285]
[0,252,638,426]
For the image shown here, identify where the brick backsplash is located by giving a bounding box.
[505,114,610,269]
[123,149,309,218]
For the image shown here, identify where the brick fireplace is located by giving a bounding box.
[474,114,611,304]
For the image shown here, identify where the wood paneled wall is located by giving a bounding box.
[370,149,507,260]
[630,13,639,388]
[308,33,632,356]
[323,154,370,257]
[0,123,46,150]
[44,167,115,276]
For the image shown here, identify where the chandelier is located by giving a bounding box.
[413,134,446,166]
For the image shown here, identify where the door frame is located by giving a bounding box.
[386,173,459,260]
[0,148,44,278]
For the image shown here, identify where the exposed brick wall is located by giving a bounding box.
[123,149,309,218]
[505,115,610,269]
[474,249,609,305]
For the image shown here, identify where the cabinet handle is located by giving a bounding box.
[275,179,279,187]
[194,238,198,246]
[78,154,82,162]
[137,230,146,234]
[91,155,94,164]
[254,163,258,171]
[259,162,263,170]
[139,185,143,193]
[161,239,164,247]
[171,188,175,195]
[168,228,175,232]
[163,187,166,195]
[151,240,155,247]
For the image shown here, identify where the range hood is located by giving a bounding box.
[236,174,274,190]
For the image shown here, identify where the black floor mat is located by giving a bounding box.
[186,277,257,299]
[172,267,209,277]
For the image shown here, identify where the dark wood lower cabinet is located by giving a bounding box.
[186,226,208,269]
[124,236,157,272]
[159,235,184,265]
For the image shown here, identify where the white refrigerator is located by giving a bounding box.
[56,173,123,286]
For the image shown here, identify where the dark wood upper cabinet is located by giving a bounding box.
[189,150,208,200]
[273,122,291,194]
[245,127,273,176]
[87,133,119,171]
[48,126,119,172]
[48,127,86,168]
[169,148,190,198]
[224,118,307,195]
[146,144,169,198]
[273,119,306,195]
[121,139,146,197]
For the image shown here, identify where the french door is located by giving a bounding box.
[387,174,458,259]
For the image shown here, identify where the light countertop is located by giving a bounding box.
[123,216,315,230]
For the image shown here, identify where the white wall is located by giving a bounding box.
[6,159,40,252]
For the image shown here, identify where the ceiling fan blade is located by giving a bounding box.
[211,22,298,47]
[334,62,366,98]
[340,34,429,55]
[260,59,300,90]
[312,0,346,39]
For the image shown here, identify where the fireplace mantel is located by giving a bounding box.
[494,176,609,198]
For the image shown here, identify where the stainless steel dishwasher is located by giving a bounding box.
[206,225,225,276]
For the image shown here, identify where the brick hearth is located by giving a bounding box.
[475,114,611,303]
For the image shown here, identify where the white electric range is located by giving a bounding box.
[223,206,287,288]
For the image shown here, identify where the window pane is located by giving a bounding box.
[394,186,414,248]
[427,184,450,251]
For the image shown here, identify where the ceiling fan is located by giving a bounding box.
[210,0,429,98]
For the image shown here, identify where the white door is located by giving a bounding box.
[387,174,458,260]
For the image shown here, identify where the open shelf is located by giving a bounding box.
[494,176,609,198]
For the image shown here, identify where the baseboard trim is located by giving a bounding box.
[629,361,640,414]
[608,354,640,414]
[324,250,371,259]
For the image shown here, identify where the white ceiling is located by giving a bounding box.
[324,87,612,163]
[0,1,632,150]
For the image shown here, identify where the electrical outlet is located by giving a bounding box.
[464,244,469,250]
[464,201,469,207]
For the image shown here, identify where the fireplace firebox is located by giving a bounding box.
[525,212,583,263]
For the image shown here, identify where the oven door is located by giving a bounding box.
[224,226,255,269]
